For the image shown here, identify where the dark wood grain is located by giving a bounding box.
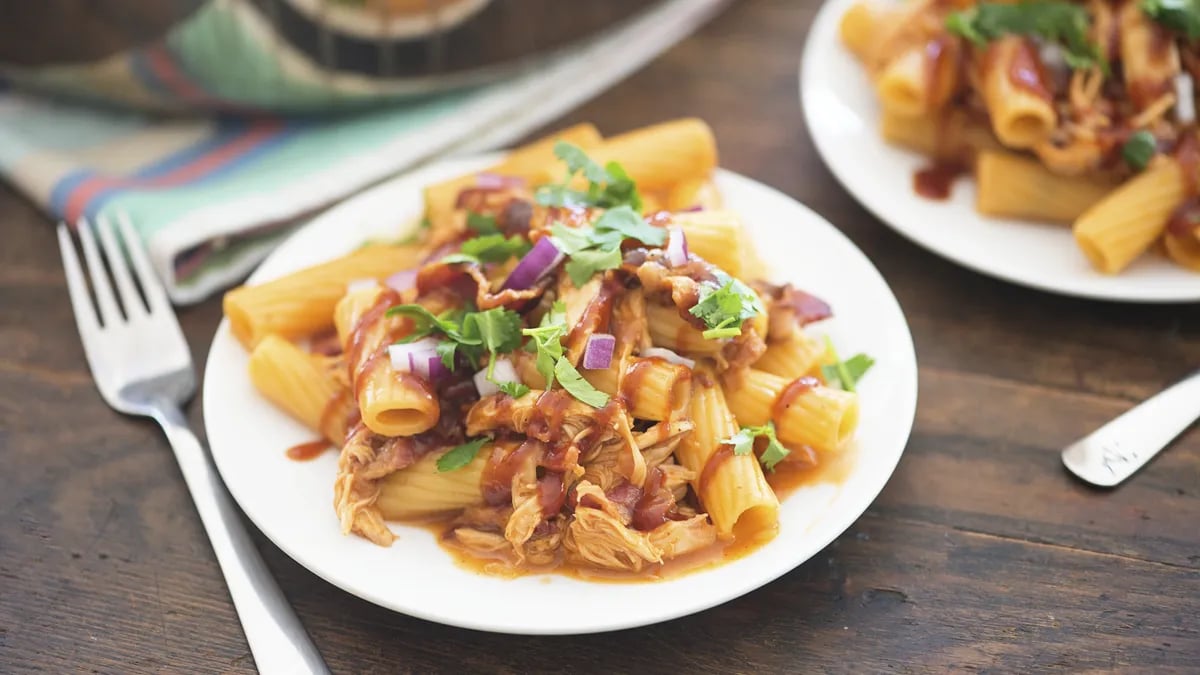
[2,0,1199,672]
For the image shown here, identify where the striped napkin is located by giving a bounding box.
[0,0,725,304]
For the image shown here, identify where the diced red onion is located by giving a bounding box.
[388,338,445,382]
[502,236,563,290]
[384,269,417,292]
[582,333,616,370]
[346,278,377,293]
[474,357,521,397]
[681,205,703,212]
[476,172,525,189]
[1176,73,1195,125]
[641,347,695,369]
[665,226,689,267]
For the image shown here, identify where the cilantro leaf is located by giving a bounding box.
[688,272,764,339]
[726,428,757,456]
[385,305,465,342]
[549,206,662,287]
[1142,0,1200,39]
[436,438,488,472]
[722,422,791,471]
[1122,130,1158,171]
[435,340,458,370]
[593,205,666,246]
[946,1,1107,72]
[497,381,531,398]
[533,184,586,208]
[535,142,644,211]
[466,212,499,234]
[945,11,986,45]
[820,337,875,392]
[386,304,521,371]
[565,247,623,287]
[454,234,531,263]
[598,162,643,212]
[522,301,568,388]
[550,222,596,255]
[555,141,610,184]
[702,317,744,340]
[554,358,610,408]
[461,307,523,375]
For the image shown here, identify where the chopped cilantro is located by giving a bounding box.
[724,422,790,471]
[443,234,531,265]
[522,301,568,388]
[1142,0,1200,39]
[518,301,608,407]
[565,247,623,287]
[436,438,488,472]
[555,142,611,184]
[592,205,666,246]
[946,1,1108,72]
[688,271,764,339]
[435,340,458,369]
[386,305,462,342]
[533,142,644,211]
[549,205,666,287]
[1121,130,1158,171]
[549,222,598,254]
[466,212,499,234]
[554,358,610,408]
[820,337,875,392]
[386,304,522,370]
[497,381,531,398]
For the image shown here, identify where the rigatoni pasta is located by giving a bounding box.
[841,0,1200,275]
[223,118,871,580]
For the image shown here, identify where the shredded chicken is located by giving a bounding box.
[563,482,717,572]
[332,424,416,546]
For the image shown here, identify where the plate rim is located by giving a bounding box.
[799,0,1200,304]
[202,155,919,634]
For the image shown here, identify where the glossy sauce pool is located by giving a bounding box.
[408,442,859,583]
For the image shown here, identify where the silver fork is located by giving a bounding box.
[57,215,329,674]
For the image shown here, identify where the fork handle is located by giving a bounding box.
[151,402,330,675]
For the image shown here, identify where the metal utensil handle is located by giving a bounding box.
[152,403,330,675]
[1064,370,1200,487]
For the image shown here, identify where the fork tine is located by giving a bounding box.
[57,224,100,336]
[96,215,147,318]
[116,212,170,313]
[76,218,122,326]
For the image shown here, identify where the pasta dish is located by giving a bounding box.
[841,0,1200,274]
[222,119,871,578]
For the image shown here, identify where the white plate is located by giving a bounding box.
[203,156,918,634]
[801,0,1200,303]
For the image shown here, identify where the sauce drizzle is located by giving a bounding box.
[1007,38,1052,102]
[913,161,968,200]
[772,376,820,427]
[285,439,330,461]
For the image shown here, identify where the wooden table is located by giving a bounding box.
[3,0,1198,671]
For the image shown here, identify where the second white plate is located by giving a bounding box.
[203,155,918,634]
[801,0,1200,303]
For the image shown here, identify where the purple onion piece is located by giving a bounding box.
[502,236,564,290]
[385,269,418,292]
[388,338,441,378]
[425,354,449,382]
[582,333,616,370]
[476,172,526,189]
[665,226,689,267]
